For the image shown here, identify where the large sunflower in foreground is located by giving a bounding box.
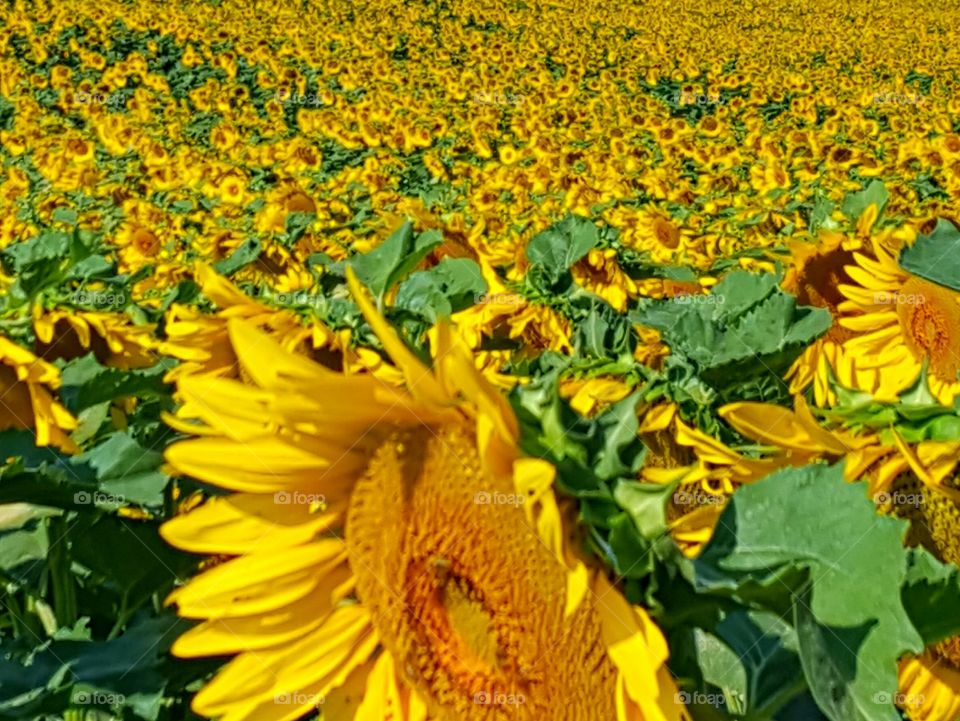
[161,268,688,721]
[837,236,960,405]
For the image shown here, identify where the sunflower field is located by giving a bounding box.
[5,0,960,719]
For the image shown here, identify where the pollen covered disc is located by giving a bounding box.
[896,278,960,381]
[345,424,618,720]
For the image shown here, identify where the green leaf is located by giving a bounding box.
[693,628,749,713]
[901,547,960,646]
[0,520,49,583]
[395,257,487,322]
[80,433,168,507]
[810,196,841,233]
[350,222,442,301]
[213,236,261,275]
[711,610,804,718]
[70,402,111,446]
[1,231,70,272]
[594,392,643,480]
[898,218,960,291]
[51,208,79,226]
[606,512,654,578]
[59,354,172,414]
[526,214,599,283]
[841,180,889,222]
[282,210,315,247]
[0,612,196,721]
[690,464,924,721]
[612,479,672,538]
[632,272,831,402]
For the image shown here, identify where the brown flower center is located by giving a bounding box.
[788,245,856,343]
[653,218,681,249]
[896,277,960,381]
[345,425,617,719]
[0,366,33,431]
[132,227,159,255]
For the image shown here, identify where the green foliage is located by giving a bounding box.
[675,464,960,721]
[395,257,487,322]
[821,363,960,443]
[0,347,205,720]
[349,221,443,302]
[841,180,889,221]
[898,218,960,291]
[526,214,599,284]
[632,271,831,406]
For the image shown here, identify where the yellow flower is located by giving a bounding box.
[34,308,158,369]
[448,260,574,353]
[897,653,960,721]
[570,248,638,311]
[626,208,686,264]
[639,403,782,557]
[560,376,633,417]
[159,265,313,380]
[0,336,77,453]
[160,268,689,721]
[838,236,960,404]
[782,231,860,406]
[845,435,960,721]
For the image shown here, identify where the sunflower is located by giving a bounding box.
[897,653,960,721]
[638,403,782,557]
[782,231,861,406]
[559,376,633,417]
[34,308,158,369]
[0,336,77,452]
[448,260,574,354]
[570,248,639,312]
[837,236,960,405]
[159,265,315,380]
[161,268,689,721]
[625,208,687,265]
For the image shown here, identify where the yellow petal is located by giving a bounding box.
[193,603,377,717]
[161,492,343,554]
[345,265,452,408]
[172,578,347,656]
[168,540,347,619]
[164,436,363,493]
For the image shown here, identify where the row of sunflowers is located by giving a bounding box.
[4,0,960,719]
